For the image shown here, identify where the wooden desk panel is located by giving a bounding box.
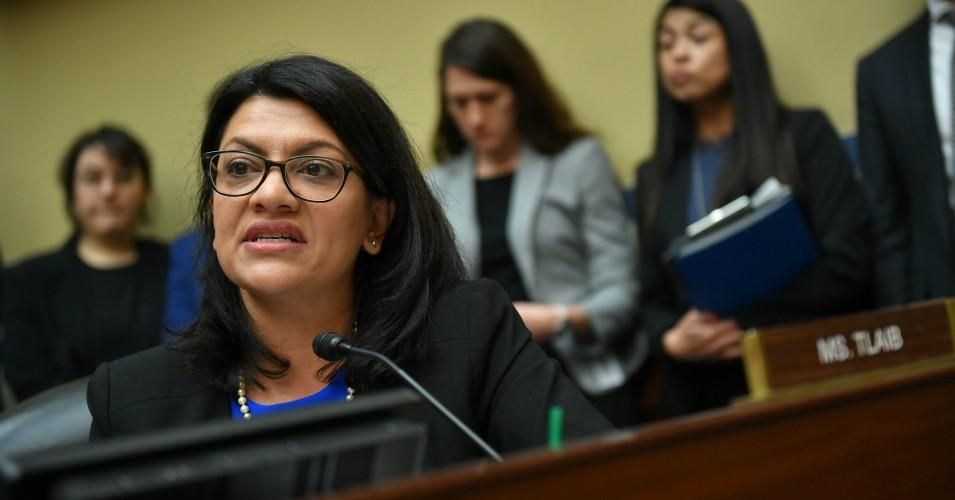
[341,361,955,499]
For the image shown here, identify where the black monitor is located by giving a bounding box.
[0,388,426,500]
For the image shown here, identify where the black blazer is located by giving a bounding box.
[857,12,955,305]
[636,109,873,416]
[4,236,168,400]
[87,279,612,470]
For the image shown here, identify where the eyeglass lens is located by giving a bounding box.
[209,152,348,202]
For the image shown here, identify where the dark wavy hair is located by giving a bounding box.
[432,18,587,162]
[176,55,466,392]
[59,124,152,228]
[640,0,801,226]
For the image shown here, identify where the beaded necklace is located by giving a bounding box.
[236,372,354,420]
[237,321,358,420]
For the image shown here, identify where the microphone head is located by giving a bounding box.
[313,332,347,361]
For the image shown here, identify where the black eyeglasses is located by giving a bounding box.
[203,150,360,203]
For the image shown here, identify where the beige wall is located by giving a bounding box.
[0,0,924,264]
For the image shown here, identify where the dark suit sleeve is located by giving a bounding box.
[404,279,615,467]
[87,361,112,441]
[634,163,683,361]
[740,110,873,324]
[416,280,612,467]
[4,262,67,400]
[857,58,910,305]
[464,280,612,450]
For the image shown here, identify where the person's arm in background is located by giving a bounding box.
[856,59,909,306]
[515,139,638,344]
[3,261,68,400]
[635,162,682,360]
[634,161,742,364]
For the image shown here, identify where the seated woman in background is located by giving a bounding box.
[87,55,611,470]
[428,19,644,428]
[637,0,872,417]
[4,125,167,401]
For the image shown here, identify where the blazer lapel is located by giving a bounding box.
[508,144,550,292]
[440,152,481,278]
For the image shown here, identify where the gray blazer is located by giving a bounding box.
[428,137,645,395]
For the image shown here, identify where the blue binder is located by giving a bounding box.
[669,193,818,317]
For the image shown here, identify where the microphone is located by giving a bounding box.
[312,332,502,462]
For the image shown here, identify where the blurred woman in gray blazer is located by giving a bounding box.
[428,18,644,427]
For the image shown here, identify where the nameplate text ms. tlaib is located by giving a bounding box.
[742,299,955,399]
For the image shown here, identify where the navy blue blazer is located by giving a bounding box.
[857,11,955,305]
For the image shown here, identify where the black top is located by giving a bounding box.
[475,174,530,301]
[87,279,612,470]
[4,236,168,400]
[636,109,874,416]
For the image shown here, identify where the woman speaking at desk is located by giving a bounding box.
[86,55,610,469]
[636,0,872,416]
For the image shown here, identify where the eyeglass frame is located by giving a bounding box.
[202,149,362,203]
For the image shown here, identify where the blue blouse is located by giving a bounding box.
[686,136,731,226]
[229,369,350,420]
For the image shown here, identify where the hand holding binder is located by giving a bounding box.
[666,179,819,317]
[663,309,743,360]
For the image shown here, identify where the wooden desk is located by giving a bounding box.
[341,359,955,499]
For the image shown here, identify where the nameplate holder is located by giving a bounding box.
[743,299,955,399]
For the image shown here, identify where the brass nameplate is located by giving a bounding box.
[743,299,955,399]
